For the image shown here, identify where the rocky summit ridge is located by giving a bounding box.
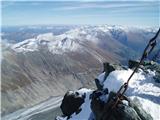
[57,60,160,120]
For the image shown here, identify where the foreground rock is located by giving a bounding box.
[58,88,153,120]
[60,90,86,118]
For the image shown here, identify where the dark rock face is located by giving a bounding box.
[60,91,85,118]
[128,60,139,69]
[91,92,153,120]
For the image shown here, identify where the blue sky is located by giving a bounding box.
[1,0,160,27]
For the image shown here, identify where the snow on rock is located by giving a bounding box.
[96,69,160,120]
[102,69,145,93]
[59,69,160,120]
[12,38,39,52]
[102,69,160,98]
[69,88,93,120]
[56,88,93,120]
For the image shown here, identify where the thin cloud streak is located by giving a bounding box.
[52,1,158,11]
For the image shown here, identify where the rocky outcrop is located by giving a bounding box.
[60,91,86,118]
[58,60,157,120]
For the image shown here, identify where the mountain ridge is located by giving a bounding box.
[1,25,159,116]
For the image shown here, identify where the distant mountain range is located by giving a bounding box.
[1,25,159,116]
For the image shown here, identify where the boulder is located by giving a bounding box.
[60,91,85,118]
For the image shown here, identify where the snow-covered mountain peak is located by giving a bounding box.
[48,37,79,54]
[12,32,80,54]
[11,25,159,55]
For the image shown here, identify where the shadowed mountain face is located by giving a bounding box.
[1,25,159,116]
